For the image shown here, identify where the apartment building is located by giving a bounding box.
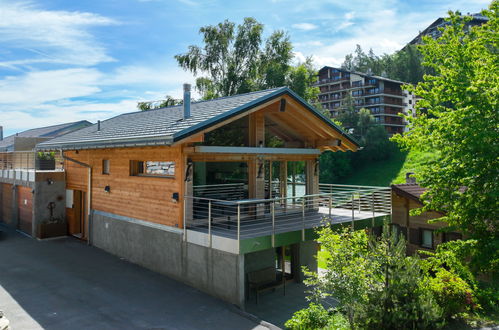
[315,66,416,135]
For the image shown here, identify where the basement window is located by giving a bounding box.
[130,160,175,177]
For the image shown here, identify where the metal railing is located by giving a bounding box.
[184,184,391,246]
[0,151,64,182]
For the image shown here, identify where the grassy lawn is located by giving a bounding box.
[338,148,438,187]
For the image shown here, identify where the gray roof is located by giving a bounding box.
[0,121,92,151]
[37,87,359,150]
[318,66,408,85]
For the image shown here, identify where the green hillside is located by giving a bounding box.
[337,148,437,187]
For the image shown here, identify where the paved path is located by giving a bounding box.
[0,225,267,330]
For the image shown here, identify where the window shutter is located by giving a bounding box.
[400,226,408,240]
[409,228,420,245]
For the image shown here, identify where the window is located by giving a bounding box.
[421,229,433,248]
[102,159,110,175]
[130,160,175,177]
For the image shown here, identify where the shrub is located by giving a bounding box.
[285,303,330,330]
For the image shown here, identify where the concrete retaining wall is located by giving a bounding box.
[91,210,244,307]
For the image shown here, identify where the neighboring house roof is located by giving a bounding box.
[391,183,426,204]
[37,87,359,150]
[0,121,92,152]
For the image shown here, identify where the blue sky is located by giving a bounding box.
[0,0,490,136]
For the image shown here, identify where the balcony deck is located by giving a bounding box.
[184,184,392,254]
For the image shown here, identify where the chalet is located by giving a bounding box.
[0,121,92,237]
[391,178,462,255]
[37,86,392,307]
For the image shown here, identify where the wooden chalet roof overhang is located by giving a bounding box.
[36,87,359,153]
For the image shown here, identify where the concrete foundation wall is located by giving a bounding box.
[293,240,319,282]
[91,210,244,307]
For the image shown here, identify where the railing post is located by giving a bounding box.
[358,190,361,213]
[351,193,355,231]
[371,191,375,227]
[208,200,212,248]
[301,198,305,241]
[183,197,187,241]
[271,201,275,247]
[237,204,241,243]
[328,194,332,223]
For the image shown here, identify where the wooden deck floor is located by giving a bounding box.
[187,207,388,240]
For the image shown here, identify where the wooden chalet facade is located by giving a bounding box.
[37,86,391,306]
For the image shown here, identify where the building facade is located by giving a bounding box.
[315,66,416,135]
[391,180,462,255]
[36,86,392,307]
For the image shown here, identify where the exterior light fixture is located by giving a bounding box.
[47,178,54,185]
[314,158,320,176]
[172,192,179,202]
[104,185,111,193]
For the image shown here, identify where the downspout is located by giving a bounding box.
[61,151,92,245]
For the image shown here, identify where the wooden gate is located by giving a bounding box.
[17,186,33,235]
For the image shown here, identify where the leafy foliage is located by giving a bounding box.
[304,227,444,329]
[392,4,499,276]
[137,95,182,111]
[174,17,318,102]
[341,44,428,84]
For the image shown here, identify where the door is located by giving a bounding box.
[17,186,33,235]
[275,245,294,281]
[68,190,87,240]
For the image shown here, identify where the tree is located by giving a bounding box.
[175,18,291,99]
[137,95,182,111]
[392,3,499,276]
[302,227,444,329]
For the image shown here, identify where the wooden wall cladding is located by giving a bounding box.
[64,147,183,227]
[17,185,33,235]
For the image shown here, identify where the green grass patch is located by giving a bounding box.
[339,148,439,187]
[339,149,407,186]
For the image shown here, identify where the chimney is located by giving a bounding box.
[405,172,416,184]
[0,126,3,141]
[183,83,191,119]
[97,120,101,131]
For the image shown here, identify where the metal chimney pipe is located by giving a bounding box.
[0,126,3,141]
[97,120,101,131]
[183,83,191,119]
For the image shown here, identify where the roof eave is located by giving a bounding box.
[36,135,174,151]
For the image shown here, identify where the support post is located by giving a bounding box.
[371,191,375,227]
[237,203,241,243]
[183,197,187,241]
[328,195,332,223]
[208,200,212,248]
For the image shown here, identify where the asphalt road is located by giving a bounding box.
[0,225,268,330]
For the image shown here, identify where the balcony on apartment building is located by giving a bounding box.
[184,183,391,254]
[365,97,407,107]
[0,151,64,183]
[365,88,406,97]
[314,76,351,86]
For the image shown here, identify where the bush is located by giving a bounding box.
[428,269,476,319]
[285,303,331,330]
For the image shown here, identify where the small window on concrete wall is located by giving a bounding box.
[130,160,175,177]
[421,229,433,249]
[102,159,110,175]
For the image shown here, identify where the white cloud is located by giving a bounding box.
[0,2,116,69]
[292,23,318,31]
[0,68,103,105]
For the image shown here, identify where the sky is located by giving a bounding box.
[0,0,490,136]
